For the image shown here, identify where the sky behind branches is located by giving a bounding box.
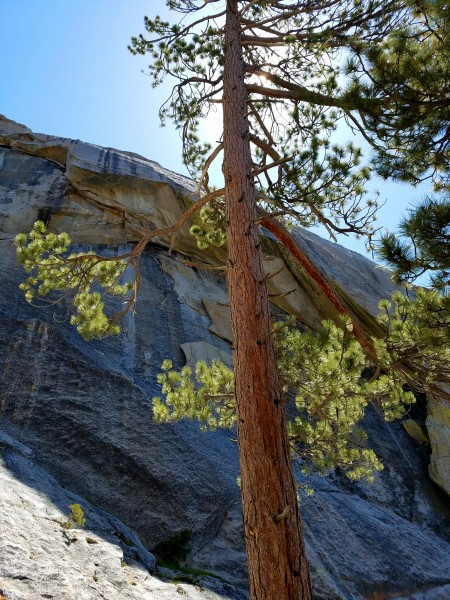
[1,0,431,265]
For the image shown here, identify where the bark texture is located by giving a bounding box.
[222,2,312,598]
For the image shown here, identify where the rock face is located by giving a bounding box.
[0,431,245,600]
[1,115,449,600]
[428,391,450,496]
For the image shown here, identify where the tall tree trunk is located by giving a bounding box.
[222,2,312,599]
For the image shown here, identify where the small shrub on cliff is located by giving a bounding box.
[60,503,86,530]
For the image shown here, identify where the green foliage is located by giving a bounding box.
[153,288,450,482]
[130,1,449,244]
[376,289,450,388]
[190,201,226,249]
[353,0,450,189]
[153,359,235,430]
[15,222,133,339]
[153,313,420,482]
[128,0,449,483]
[61,503,86,530]
[378,196,450,291]
[129,1,397,241]
[277,318,413,480]
[115,531,137,547]
[129,7,222,173]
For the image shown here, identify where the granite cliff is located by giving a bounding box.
[0,115,449,600]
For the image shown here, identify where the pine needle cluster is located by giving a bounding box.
[15,222,133,339]
[152,313,421,482]
[378,196,450,292]
[376,289,450,390]
[190,202,227,249]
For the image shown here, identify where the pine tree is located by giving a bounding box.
[127,3,448,598]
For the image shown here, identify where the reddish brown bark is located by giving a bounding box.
[222,1,312,598]
[259,216,377,357]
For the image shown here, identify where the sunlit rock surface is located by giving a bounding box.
[0,431,245,600]
[1,116,449,600]
[428,392,450,496]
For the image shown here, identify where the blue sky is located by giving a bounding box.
[1,0,430,262]
[1,1,184,170]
